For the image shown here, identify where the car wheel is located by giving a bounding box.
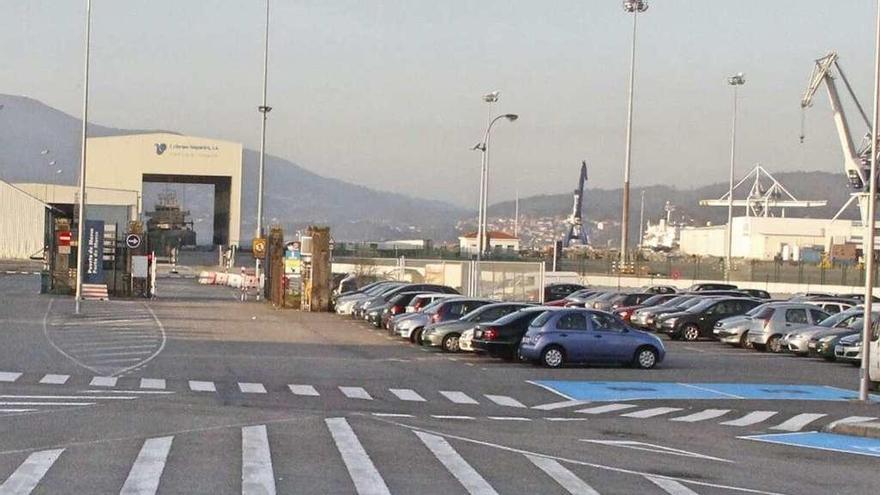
[682,324,701,342]
[442,333,461,353]
[541,345,565,368]
[633,346,658,369]
[739,332,753,349]
[767,335,783,353]
[410,328,423,345]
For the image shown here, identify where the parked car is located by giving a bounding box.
[835,293,880,303]
[392,298,452,342]
[650,296,718,331]
[378,291,445,329]
[802,299,855,316]
[630,295,702,329]
[738,289,772,299]
[563,291,609,307]
[360,283,459,322]
[809,310,875,359]
[643,285,677,294]
[608,292,656,311]
[658,297,762,341]
[784,308,871,356]
[834,332,864,365]
[402,298,494,345]
[686,283,738,292]
[407,292,457,313]
[713,302,778,348]
[544,283,588,303]
[747,303,830,352]
[472,307,559,359]
[613,294,678,322]
[421,302,531,352]
[518,309,666,369]
[335,281,405,315]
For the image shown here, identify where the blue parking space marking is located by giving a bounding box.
[533,380,880,402]
[741,432,880,458]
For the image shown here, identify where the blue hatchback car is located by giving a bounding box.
[519,308,666,369]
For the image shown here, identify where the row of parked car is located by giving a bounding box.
[332,281,667,369]
[552,283,873,367]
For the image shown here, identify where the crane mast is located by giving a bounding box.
[563,161,590,248]
[801,51,873,225]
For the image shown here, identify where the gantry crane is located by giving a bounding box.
[563,161,590,248]
[801,51,875,226]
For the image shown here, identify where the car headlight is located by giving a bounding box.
[818,335,835,343]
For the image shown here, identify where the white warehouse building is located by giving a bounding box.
[0,179,51,260]
[679,216,863,261]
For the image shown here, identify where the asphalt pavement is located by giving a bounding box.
[0,273,877,494]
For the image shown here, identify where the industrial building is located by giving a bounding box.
[0,179,51,260]
[458,231,520,255]
[679,216,862,261]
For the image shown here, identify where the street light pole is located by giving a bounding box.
[620,0,648,264]
[859,0,880,402]
[255,0,272,301]
[638,189,645,248]
[74,0,92,315]
[481,113,519,259]
[726,73,746,281]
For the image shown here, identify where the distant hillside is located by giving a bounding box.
[0,95,464,242]
[488,171,858,247]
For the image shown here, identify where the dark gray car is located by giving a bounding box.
[421,302,532,352]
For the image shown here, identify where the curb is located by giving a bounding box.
[825,421,880,439]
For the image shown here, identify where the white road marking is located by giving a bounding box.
[719,411,778,427]
[415,431,498,495]
[68,344,156,351]
[487,417,530,421]
[79,351,152,358]
[769,413,827,432]
[325,418,391,495]
[440,391,479,405]
[371,413,414,418]
[431,415,475,420]
[0,448,64,495]
[389,388,425,402]
[827,416,878,428]
[339,387,372,400]
[484,395,526,408]
[38,374,69,385]
[670,409,731,423]
[532,400,589,411]
[0,409,37,413]
[288,384,319,396]
[188,381,216,392]
[526,455,600,495]
[241,425,276,495]
[0,395,134,400]
[545,418,589,422]
[576,403,637,415]
[239,383,267,394]
[0,372,22,383]
[0,402,96,406]
[580,440,731,463]
[621,407,683,419]
[89,377,117,387]
[92,358,143,364]
[646,476,701,495]
[139,379,166,390]
[119,436,173,495]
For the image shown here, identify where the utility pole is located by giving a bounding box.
[514,186,519,239]
[620,0,648,264]
[255,0,272,301]
[859,0,880,402]
[74,0,92,315]
[638,189,645,248]
[726,73,746,282]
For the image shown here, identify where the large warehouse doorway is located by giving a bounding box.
[142,174,231,246]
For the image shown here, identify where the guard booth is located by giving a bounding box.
[264,226,331,310]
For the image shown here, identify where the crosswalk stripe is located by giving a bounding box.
[621,407,683,419]
[0,372,22,383]
[38,374,69,385]
[576,404,637,415]
[0,448,64,495]
[188,381,216,392]
[532,400,590,411]
[415,431,498,495]
[440,391,479,405]
[719,411,778,427]
[239,383,267,394]
[670,409,731,423]
[769,413,827,432]
[139,379,166,390]
[525,455,600,495]
[241,425,276,495]
[389,388,425,402]
[119,436,173,495]
[288,384,319,396]
[339,387,372,400]
[325,418,391,495]
[645,476,700,495]
[0,409,37,413]
[89,376,117,387]
[484,395,526,408]
[828,416,878,428]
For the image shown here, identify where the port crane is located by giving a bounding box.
[562,161,590,248]
[800,51,875,226]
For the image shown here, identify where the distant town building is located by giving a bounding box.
[458,231,520,255]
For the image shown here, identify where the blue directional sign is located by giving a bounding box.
[532,380,880,402]
[741,432,880,458]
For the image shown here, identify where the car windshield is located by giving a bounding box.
[746,303,770,316]
[819,310,859,327]
[460,305,492,322]
[529,310,555,327]
[685,298,718,313]
[421,299,447,314]
[493,309,539,326]
[658,295,691,308]
[640,294,670,306]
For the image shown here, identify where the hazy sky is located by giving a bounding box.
[1,1,877,207]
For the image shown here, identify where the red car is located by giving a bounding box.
[613,293,678,322]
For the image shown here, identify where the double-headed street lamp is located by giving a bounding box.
[725,73,746,280]
[619,0,648,263]
[474,113,518,258]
